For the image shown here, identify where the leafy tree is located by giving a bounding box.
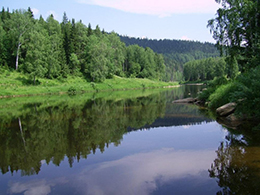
[22,21,48,84]
[85,35,110,82]
[0,19,7,68]
[74,21,89,74]
[155,53,165,80]
[45,15,63,78]
[208,0,260,73]
[107,32,126,76]
[0,7,170,82]
[226,56,239,79]
[70,53,81,76]
[120,35,219,80]
[183,57,227,81]
[6,9,33,70]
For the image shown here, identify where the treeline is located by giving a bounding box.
[183,57,227,81]
[0,8,166,83]
[120,35,220,81]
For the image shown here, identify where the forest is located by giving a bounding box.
[198,0,260,119]
[183,57,227,81]
[0,7,166,84]
[120,35,220,81]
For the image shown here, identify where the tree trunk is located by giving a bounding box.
[18,117,26,148]
[16,42,21,70]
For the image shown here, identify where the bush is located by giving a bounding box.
[208,76,228,88]
[198,76,229,102]
[231,67,260,118]
[208,82,241,109]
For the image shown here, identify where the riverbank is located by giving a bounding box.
[0,71,178,98]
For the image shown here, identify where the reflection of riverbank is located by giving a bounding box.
[210,133,260,194]
[183,83,204,86]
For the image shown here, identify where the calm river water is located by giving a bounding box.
[1,85,260,195]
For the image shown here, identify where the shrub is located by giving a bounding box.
[232,67,260,118]
[198,76,229,102]
[208,82,240,109]
[208,76,228,88]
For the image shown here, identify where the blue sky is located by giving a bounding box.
[1,0,219,43]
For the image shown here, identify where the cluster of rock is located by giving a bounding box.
[173,98,242,129]
[215,102,243,129]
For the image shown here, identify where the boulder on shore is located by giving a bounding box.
[172,98,197,104]
[216,102,237,117]
[216,114,243,130]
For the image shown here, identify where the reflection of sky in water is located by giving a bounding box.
[5,122,225,195]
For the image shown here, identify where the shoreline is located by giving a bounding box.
[0,85,180,99]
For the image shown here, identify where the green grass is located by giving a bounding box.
[0,70,178,97]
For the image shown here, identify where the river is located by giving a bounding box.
[0,85,260,195]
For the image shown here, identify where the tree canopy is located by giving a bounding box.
[0,8,166,82]
[208,0,260,73]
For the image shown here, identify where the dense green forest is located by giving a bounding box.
[183,57,227,81]
[0,7,166,83]
[198,0,260,120]
[120,35,220,81]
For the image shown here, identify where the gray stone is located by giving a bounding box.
[172,98,197,104]
[216,102,237,117]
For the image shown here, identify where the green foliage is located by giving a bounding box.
[208,82,240,109]
[90,82,96,90]
[120,36,219,80]
[198,76,229,103]
[199,66,260,118]
[208,0,260,72]
[231,66,260,118]
[0,70,178,97]
[183,57,227,81]
[0,8,167,83]
[0,87,212,175]
[68,86,76,95]
[205,0,260,120]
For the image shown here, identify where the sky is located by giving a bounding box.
[1,0,220,43]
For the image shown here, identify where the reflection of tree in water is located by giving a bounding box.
[0,93,166,176]
[0,86,210,176]
[209,125,260,194]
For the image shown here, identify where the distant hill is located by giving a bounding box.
[119,36,219,81]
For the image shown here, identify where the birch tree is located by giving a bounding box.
[7,9,33,70]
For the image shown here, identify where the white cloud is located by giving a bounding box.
[8,178,68,195]
[74,148,216,194]
[9,180,52,195]
[77,0,219,17]
[182,124,191,129]
[31,8,39,16]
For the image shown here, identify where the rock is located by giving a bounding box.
[216,102,237,117]
[216,114,243,130]
[172,98,197,104]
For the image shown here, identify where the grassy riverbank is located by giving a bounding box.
[198,67,260,121]
[0,70,178,98]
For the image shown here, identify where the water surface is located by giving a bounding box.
[1,85,260,195]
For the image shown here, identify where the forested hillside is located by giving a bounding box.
[0,8,165,83]
[120,36,219,81]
